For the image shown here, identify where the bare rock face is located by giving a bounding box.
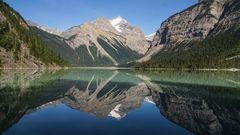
[62,17,122,65]
[61,16,148,65]
[110,16,149,54]
[138,0,240,66]
[62,17,123,49]
[150,0,240,48]
[212,0,240,33]
[27,16,149,66]
[151,0,226,47]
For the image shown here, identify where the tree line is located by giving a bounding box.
[134,28,240,69]
[0,1,67,67]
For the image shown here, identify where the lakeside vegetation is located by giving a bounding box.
[134,28,240,69]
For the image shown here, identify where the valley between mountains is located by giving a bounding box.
[0,0,240,69]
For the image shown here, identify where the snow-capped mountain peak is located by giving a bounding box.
[109,16,127,32]
[109,16,149,54]
[110,16,127,26]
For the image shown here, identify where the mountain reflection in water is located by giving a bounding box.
[0,69,240,135]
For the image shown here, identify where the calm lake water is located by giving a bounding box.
[0,69,240,135]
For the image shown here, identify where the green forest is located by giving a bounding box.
[0,0,67,67]
[134,28,240,69]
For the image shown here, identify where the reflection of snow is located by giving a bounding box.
[226,79,240,85]
[144,97,155,105]
[36,101,60,110]
[108,104,126,120]
[225,55,240,60]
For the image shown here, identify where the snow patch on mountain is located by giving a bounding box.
[109,16,127,32]
[109,16,150,54]
[145,33,156,41]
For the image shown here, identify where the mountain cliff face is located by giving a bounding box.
[211,0,240,33]
[152,0,226,46]
[31,16,148,66]
[110,16,149,54]
[60,16,148,66]
[137,0,240,68]
[0,1,66,68]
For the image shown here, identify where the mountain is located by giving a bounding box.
[136,0,240,69]
[59,16,149,66]
[29,25,80,66]
[145,33,155,42]
[27,20,62,36]
[27,21,81,66]
[31,16,149,67]
[110,16,127,33]
[109,16,149,54]
[0,1,66,68]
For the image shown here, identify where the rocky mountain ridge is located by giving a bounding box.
[62,16,149,54]
[151,0,228,46]
[137,0,240,68]
[110,16,149,54]
[27,20,62,36]
[31,16,149,66]
[0,3,149,67]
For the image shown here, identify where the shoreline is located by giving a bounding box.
[133,68,240,72]
[0,67,240,71]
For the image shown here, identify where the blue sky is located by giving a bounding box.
[4,0,197,35]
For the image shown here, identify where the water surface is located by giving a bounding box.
[0,69,240,135]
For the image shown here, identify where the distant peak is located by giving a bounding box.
[26,20,62,36]
[115,16,127,22]
[96,16,109,21]
[145,33,156,41]
[26,20,39,27]
[92,16,111,25]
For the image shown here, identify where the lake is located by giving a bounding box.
[0,69,240,135]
